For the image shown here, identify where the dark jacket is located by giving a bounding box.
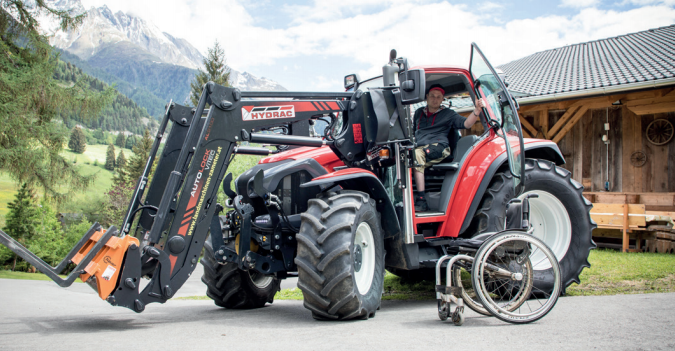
[413,106,466,146]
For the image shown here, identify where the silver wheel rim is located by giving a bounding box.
[354,222,375,295]
[477,234,561,319]
[519,190,571,270]
[249,271,274,289]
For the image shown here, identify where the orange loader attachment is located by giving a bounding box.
[0,223,134,299]
[71,229,139,300]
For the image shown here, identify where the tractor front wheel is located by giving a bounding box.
[295,190,385,320]
[201,236,280,309]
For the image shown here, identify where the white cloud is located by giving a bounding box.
[79,0,675,90]
[560,0,601,8]
[478,1,505,11]
[618,0,675,5]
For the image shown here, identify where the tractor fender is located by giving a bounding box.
[456,139,565,236]
[301,169,416,269]
[301,169,400,240]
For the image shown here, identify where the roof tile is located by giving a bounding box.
[498,25,675,96]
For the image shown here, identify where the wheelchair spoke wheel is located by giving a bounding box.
[472,231,561,324]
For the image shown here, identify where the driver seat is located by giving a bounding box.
[423,130,479,212]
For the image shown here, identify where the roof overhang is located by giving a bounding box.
[515,77,675,106]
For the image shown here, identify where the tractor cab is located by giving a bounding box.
[342,44,525,238]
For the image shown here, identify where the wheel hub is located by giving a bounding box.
[354,245,363,272]
[354,222,375,295]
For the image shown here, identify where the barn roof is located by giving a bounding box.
[498,25,675,98]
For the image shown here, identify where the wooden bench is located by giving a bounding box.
[590,203,653,252]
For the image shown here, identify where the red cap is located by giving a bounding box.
[429,86,445,96]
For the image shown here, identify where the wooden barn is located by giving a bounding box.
[496,25,675,252]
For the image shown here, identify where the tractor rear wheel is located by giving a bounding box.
[201,236,280,309]
[295,190,385,320]
[467,159,596,293]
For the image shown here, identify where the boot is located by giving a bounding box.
[414,193,429,212]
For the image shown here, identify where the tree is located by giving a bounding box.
[115,132,126,148]
[189,40,231,106]
[125,135,136,149]
[0,1,114,203]
[68,127,87,153]
[2,183,39,270]
[127,130,153,182]
[116,150,127,170]
[105,144,116,171]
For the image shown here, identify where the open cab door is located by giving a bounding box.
[469,43,526,195]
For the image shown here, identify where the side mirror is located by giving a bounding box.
[399,69,425,105]
[344,74,359,90]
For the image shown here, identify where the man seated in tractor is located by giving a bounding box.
[413,84,485,211]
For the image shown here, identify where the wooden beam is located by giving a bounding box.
[573,115,583,182]
[623,200,629,252]
[540,109,549,138]
[548,103,583,138]
[521,127,532,138]
[552,105,590,144]
[624,94,675,107]
[519,115,538,138]
[628,100,675,115]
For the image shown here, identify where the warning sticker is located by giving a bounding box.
[102,265,117,281]
[353,124,363,144]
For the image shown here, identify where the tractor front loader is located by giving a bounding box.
[0,44,593,324]
[0,82,360,312]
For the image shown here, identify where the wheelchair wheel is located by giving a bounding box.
[452,264,490,316]
[452,255,533,316]
[472,231,561,324]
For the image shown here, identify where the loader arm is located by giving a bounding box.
[0,82,352,312]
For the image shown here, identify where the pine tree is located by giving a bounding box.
[2,183,39,270]
[0,1,114,203]
[116,150,127,170]
[189,40,231,106]
[127,130,153,182]
[125,135,136,149]
[105,144,116,171]
[115,132,126,148]
[67,127,87,154]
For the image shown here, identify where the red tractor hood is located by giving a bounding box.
[260,146,345,173]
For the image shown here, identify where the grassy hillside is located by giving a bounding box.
[0,145,132,227]
[0,143,265,227]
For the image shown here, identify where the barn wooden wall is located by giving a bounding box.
[521,108,675,193]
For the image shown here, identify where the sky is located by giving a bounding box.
[78,0,675,92]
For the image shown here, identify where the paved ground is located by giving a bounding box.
[1,268,674,351]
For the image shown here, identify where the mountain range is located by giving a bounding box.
[37,0,286,118]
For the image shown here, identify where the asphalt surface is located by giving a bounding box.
[1,267,674,351]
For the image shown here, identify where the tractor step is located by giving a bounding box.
[0,223,138,299]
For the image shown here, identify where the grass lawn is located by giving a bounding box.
[0,270,80,282]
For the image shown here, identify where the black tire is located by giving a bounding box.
[467,159,596,293]
[200,236,281,309]
[295,190,385,320]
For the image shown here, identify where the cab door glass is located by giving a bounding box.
[469,43,525,193]
[469,54,503,126]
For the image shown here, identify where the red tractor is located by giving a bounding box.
[0,44,594,324]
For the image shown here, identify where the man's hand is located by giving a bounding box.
[474,97,486,114]
[464,97,485,129]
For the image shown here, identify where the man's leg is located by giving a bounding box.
[414,147,429,211]
[414,169,425,192]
